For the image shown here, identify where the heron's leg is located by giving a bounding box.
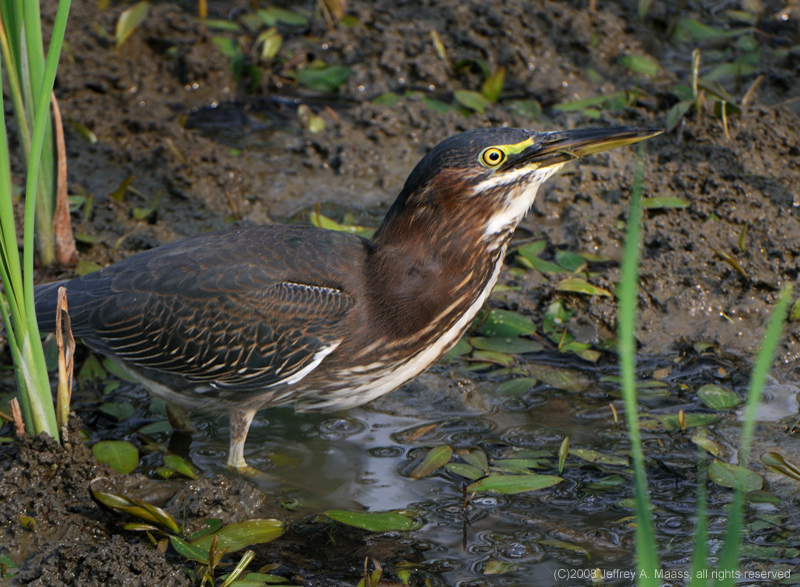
[227,408,257,471]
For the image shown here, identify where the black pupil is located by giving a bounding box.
[489,151,499,161]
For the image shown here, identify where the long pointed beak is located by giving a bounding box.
[522,126,663,169]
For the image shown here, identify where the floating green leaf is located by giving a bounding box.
[655,413,719,430]
[496,377,537,395]
[257,7,309,26]
[556,278,612,297]
[481,67,505,102]
[570,448,629,466]
[697,384,740,409]
[92,440,139,474]
[477,309,536,337]
[163,454,199,479]
[257,28,282,61]
[454,90,492,114]
[373,92,400,108]
[445,463,485,480]
[297,66,351,93]
[324,510,417,532]
[619,54,661,77]
[192,519,286,552]
[708,460,762,492]
[441,337,472,362]
[554,250,587,272]
[98,402,134,421]
[186,519,224,542]
[410,445,452,479]
[789,298,800,321]
[91,489,179,533]
[169,535,210,564]
[116,1,149,47]
[461,448,489,472]
[523,255,564,275]
[526,364,591,393]
[484,560,516,575]
[470,337,543,354]
[203,19,240,31]
[472,350,513,366]
[761,452,800,482]
[467,474,562,495]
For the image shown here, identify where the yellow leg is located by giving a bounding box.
[227,408,257,472]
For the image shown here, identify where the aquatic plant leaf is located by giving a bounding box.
[445,463,485,480]
[710,246,747,277]
[554,251,587,272]
[517,240,546,259]
[124,523,160,532]
[116,1,149,47]
[163,454,199,479]
[689,431,722,456]
[203,19,240,31]
[739,545,800,560]
[372,92,400,108]
[472,350,513,366]
[109,174,135,202]
[440,337,472,362]
[523,255,564,275]
[585,475,626,490]
[481,67,505,102]
[761,452,800,481]
[102,357,139,382]
[186,519,224,542]
[496,377,537,395]
[666,100,694,132]
[657,413,719,430]
[461,448,489,472]
[257,7,309,26]
[705,61,757,82]
[420,96,454,112]
[468,474,562,494]
[570,448,629,466]
[192,520,286,552]
[98,402,134,421]
[696,384,740,409]
[619,54,661,77]
[454,90,491,114]
[297,66,350,93]
[469,337,543,354]
[708,460,762,492]
[257,29,282,61]
[790,298,800,321]
[492,458,550,473]
[324,510,417,532]
[170,535,210,564]
[526,365,591,393]
[410,445,453,479]
[477,309,537,337]
[242,573,289,584]
[91,489,180,533]
[556,278,611,297]
[92,440,139,474]
[507,99,542,119]
[484,560,516,575]
[673,18,748,41]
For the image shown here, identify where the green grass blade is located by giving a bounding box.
[715,285,791,586]
[688,458,708,587]
[618,146,660,585]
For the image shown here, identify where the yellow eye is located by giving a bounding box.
[481,147,505,167]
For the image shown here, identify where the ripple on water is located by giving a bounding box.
[307,417,367,440]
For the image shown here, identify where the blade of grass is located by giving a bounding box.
[715,285,792,586]
[19,0,73,437]
[618,145,660,585]
[688,458,708,587]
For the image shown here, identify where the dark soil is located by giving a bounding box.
[2,0,800,584]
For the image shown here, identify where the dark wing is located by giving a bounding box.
[35,226,364,400]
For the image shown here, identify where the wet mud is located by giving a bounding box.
[1,0,799,584]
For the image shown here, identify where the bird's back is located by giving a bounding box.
[35,224,372,410]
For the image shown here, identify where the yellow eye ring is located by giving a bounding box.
[481,147,506,167]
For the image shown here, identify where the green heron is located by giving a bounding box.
[35,126,660,470]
